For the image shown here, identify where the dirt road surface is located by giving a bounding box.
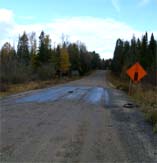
[0,70,156,162]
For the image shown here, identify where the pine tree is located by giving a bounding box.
[112,39,124,75]
[91,51,101,69]
[140,32,149,69]
[149,33,156,69]
[38,31,51,63]
[38,31,45,63]
[17,32,30,65]
[68,43,80,71]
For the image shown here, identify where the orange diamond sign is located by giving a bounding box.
[127,62,147,83]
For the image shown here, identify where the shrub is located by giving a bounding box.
[36,64,55,80]
[0,60,31,84]
[0,83,9,92]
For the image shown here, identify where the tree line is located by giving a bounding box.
[112,32,157,85]
[0,31,106,85]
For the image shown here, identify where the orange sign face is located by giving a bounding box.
[127,62,147,83]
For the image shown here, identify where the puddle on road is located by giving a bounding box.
[64,87,90,101]
[16,86,110,106]
[86,88,104,104]
[16,86,75,103]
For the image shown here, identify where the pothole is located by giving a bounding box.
[123,103,138,108]
[68,91,74,94]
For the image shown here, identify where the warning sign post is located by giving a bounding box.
[126,62,147,95]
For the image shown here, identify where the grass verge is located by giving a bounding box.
[107,71,157,133]
[0,76,81,97]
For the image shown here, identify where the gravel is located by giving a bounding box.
[0,70,156,162]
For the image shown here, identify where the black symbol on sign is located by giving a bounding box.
[134,72,138,81]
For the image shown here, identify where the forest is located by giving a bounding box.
[0,31,108,88]
[111,32,157,85]
[0,31,156,90]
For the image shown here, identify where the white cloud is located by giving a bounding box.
[0,8,14,23]
[47,17,138,58]
[111,0,120,12]
[0,9,157,59]
[0,9,16,45]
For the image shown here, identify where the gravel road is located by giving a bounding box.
[0,70,156,162]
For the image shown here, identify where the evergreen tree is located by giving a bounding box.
[140,32,149,69]
[38,31,45,63]
[38,31,51,63]
[111,32,157,85]
[52,45,60,74]
[17,32,30,65]
[112,39,124,75]
[91,51,101,69]
[149,33,156,69]
[68,43,80,71]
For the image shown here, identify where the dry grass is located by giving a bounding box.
[132,86,157,132]
[0,76,81,97]
[107,72,129,91]
[0,71,94,97]
[108,71,157,133]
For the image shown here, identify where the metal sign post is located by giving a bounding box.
[128,78,132,95]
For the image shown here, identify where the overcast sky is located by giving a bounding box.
[0,0,157,59]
